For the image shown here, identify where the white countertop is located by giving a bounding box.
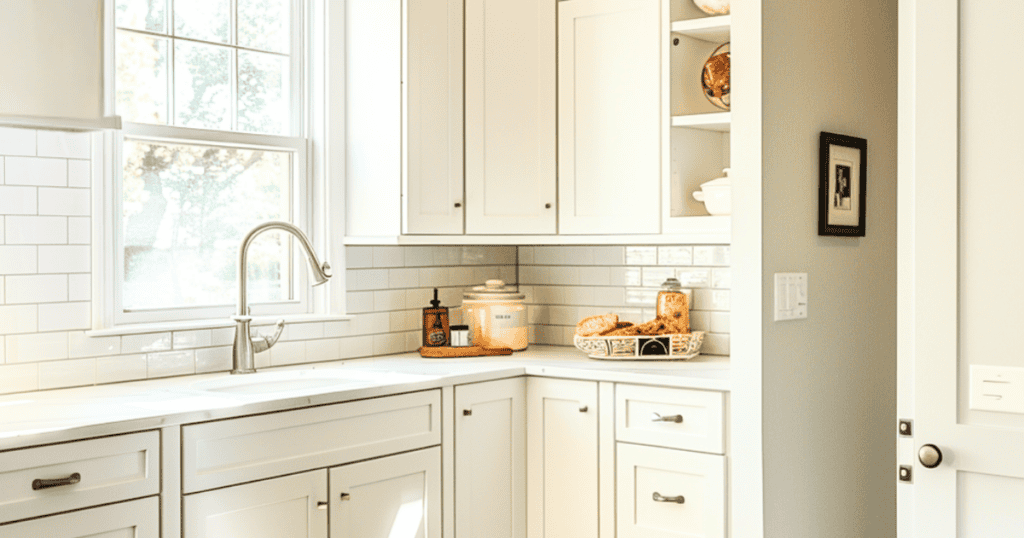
[0,346,730,451]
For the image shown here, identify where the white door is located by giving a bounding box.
[0,497,158,538]
[899,0,1024,535]
[464,0,557,234]
[405,0,464,234]
[557,0,661,235]
[455,377,527,538]
[526,378,599,538]
[330,447,441,538]
[183,471,328,538]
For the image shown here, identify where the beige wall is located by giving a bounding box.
[761,1,898,536]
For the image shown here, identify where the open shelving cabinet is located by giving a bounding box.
[662,2,732,236]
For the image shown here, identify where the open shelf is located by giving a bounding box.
[671,15,731,43]
[672,112,731,131]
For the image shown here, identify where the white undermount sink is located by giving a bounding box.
[187,368,432,396]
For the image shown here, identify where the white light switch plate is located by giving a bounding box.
[970,365,1024,414]
[774,273,808,321]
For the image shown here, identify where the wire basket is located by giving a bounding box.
[573,332,704,361]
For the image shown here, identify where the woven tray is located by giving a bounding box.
[573,332,704,361]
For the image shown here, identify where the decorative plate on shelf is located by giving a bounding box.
[702,42,730,111]
[573,332,705,361]
[692,0,729,15]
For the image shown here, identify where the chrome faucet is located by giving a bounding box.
[231,221,332,374]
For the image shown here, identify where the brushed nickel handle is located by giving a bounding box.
[918,444,943,469]
[652,412,683,423]
[317,501,328,510]
[454,202,462,208]
[579,405,588,413]
[340,493,351,501]
[32,472,81,490]
[544,203,552,209]
[652,492,685,504]
[463,409,472,416]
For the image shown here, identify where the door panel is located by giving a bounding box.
[0,497,158,538]
[183,471,327,538]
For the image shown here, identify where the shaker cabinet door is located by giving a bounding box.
[558,0,662,234]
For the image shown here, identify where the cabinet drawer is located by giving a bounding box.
[182,390,442,493]
[616,443,726,538]
[615,384,724,454]
[0,431,160,523]
[0,496,159,537]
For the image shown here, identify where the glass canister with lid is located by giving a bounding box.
[462,279,528,351]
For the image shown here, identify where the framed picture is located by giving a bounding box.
[819,132,867,237]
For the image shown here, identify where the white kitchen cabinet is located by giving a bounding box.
[464,0,557,235]
[0,496,159,538]
[405,0,465,235]
[330,447,441,538]
[557,0,662,235]
[184,470,328,538]
[454,377,527,538]
[616,442,726,538]
[526,378,599,538]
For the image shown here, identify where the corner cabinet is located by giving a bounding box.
[557,0,662,235]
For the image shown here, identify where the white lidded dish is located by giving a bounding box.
[692,168,731,216]
[462,280,528,351]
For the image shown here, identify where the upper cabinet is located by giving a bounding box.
[557,0,662,235]
[464,0,558,235]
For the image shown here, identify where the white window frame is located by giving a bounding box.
[92,0,345,331]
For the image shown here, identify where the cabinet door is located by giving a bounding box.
[0,496,158,538]
[405,0,464,234]
[455,377,527,538]
[465,0,557,234]
[526,378,599,538]
[183,470,327,538]
[330,447,441,538]
[557,0,662,234]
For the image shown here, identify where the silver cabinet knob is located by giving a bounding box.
[918,444,943,468]
[652,412,683,423]
[652,492,685,504]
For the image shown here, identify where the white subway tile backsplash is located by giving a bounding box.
[6,331,68,362]
[347,269,388,291]
[0,127,36,156]
[591,287,625,307]
[67,160,90,188]
[196,346,232,373]
[710,312,730,333]
[373,246,405,268]
[38,187,90,216]
[173,329,212,349]
[347,291,374,314]
[39,358,95,390]
[419,267,450,288]
[68,217,90,244]
[0,362,38,393]
[0,305,38,334]
[623,268,642,286]
[37,302,90,332]
[5,157,67,187]
[211,327,235,346]
[6,216,67,244]
[339,335,374,359]
[306,338,341,363]
[642,267,675,287]
[389,267,419,289]
[287,322,324,341]
[702,333,730,355]
[448,266,474,285]
[36,131,90,159]
[69,331,120,359]
[5,274,68,304]
[345,246,373,269]
[0,186,37,215]
[389,310,418,332]
[625,288,658,306]
[518,246,535,265]
[693,289,730,311]
[269,340,305,366]
[403,246,434,267]
[122,332,172,354]
[676,268,711,288]
[689,311,711,332]
[68,274,91,301]
[323,320,350,338]
[578,266,611,286]
[0,246,38,274]
[147,350,195,378]
[693,246,730,266]
[563,286,594,307]
[712,268,731,289]
[592,246,625,266]
[374,290,406,312]
[658,246,693,266]
[373,333,406,356]
[626,246,657,265]
[96,354,148,384]
[38,245,90,273]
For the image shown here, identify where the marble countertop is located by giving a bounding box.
[0,346,730,451]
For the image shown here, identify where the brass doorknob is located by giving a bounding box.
[918,444,943,469]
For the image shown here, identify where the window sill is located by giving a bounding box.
[85,314,354,338]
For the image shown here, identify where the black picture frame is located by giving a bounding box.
[819,132,867,237]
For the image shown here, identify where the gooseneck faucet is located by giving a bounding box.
[231,221,332,374]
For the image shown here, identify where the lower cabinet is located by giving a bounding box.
[454,377,527,538]
[526,377,599,538]
[0,496,159,538]
[184,470,328,538]
[330,447,441,538]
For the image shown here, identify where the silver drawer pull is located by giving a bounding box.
[463,409,472,416]
[32,472,81,491]
[317,501,329,510]
[579,405,588,413]
[651,412,683,423]
[339,493,351,501]
[652,492,685,504]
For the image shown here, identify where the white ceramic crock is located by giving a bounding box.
[462,280,528,351]
[692,168,732,216]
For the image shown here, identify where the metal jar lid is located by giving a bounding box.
[463,279,525,301]
[661,277,684,291]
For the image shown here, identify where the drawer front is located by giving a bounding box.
[0,496,159,537]
[616,384,724,454]
[0,431,160,523]
[616,443,726,538]
[182,390,442,493]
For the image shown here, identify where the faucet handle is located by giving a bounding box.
[251,319,286,354]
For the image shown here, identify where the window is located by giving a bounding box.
[111,0,312,325]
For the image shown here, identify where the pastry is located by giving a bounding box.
[575,313,619,337]
[598,321,634,336]
[656,291,690,333]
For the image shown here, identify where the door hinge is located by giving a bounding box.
[898,419,913,437]
[897,418,914,484]
[898,465,913,483]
